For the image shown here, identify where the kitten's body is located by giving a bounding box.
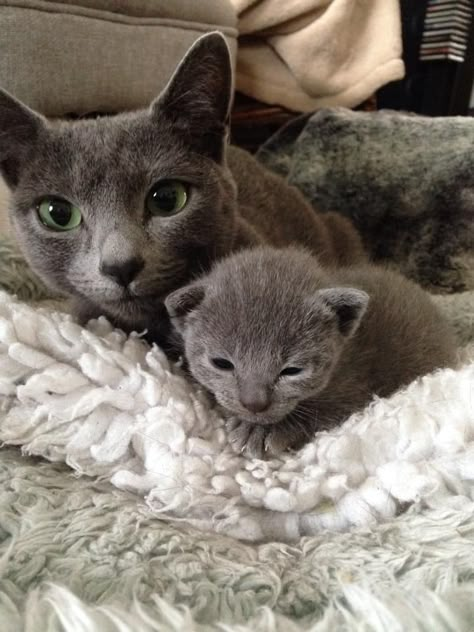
[166,247,456,458]
[0,34,364,351]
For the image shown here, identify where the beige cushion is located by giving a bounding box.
[0,0,237,116]
[50,0,236,24]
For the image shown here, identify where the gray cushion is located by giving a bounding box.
[0,0,237,116]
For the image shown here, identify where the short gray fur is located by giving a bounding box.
[257,108,474,293]
[0,33,364,353]
[166,247,456,458]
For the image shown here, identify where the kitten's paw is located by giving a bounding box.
[226,419,293,459]
[227,419,265,458]
[263,426,294,456]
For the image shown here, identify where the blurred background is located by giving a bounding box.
[231,0,474,150]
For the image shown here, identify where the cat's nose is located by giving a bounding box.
[101,257,144,287]
[239,385,271,413]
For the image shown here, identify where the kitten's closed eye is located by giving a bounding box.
[211,357,234,371]
[279,366,303,377]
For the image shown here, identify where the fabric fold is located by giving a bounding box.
[232,0,405,110]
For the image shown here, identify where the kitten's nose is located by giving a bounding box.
[101,257,144,287]
[239,385,271,413]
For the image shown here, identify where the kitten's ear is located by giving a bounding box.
[165,283,206,333]
[318,288,369,337]
[0,89,45,187]
[151,32,232,161]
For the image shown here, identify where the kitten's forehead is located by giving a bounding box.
[195,248,332,357]
[200,282,313,357]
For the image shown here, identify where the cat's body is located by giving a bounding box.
[0,34,364,351]
[226,146,364,266]
[166,247,456,458]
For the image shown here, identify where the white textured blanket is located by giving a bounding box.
[1,290,473,542]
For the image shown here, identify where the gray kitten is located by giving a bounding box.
[0,33,365,352]
[165,247,456,458]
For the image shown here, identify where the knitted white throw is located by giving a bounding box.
[0,290,473,542]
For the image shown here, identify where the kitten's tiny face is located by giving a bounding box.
[166,250,369,426]
[183,310,341,426]
[0,34,235,325]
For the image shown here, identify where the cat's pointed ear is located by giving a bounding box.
[151,32,232,161]
[318,288,369,337]
[165,283,206,333]
[0,89,45,187]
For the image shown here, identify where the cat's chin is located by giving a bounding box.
[101,291,162,309]
[80,290,165,326]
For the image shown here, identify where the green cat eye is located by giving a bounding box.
[38,198,82,231]
[146,180,188,217]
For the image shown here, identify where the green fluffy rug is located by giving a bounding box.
[1,238,474,631]
[2,449,474,631]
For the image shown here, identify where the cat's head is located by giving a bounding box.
[0,33,236,321]
[165,247,369,425]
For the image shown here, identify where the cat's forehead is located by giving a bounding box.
[48,112,175,162]
[22,112,201,196]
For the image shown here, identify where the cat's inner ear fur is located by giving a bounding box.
[165,283,206,332]
[0,89,44,188]
[317,288,369,337]
[151,32,233,161]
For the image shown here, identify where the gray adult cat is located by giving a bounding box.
[165,247,456,458]
[0,33,365,352]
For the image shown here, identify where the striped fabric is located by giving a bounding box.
[420,0,473,62]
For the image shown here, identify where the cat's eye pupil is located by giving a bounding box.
[151,186,176,213]
[146,180,188,216]
[280,366,302,376]
[211,357,234,371]
[49,201,72,226]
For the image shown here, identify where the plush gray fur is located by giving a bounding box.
[257,108,474,293]
[166,247,456,458]
[0,33,364,351]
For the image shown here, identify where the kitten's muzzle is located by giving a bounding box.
[100,257,144,288]
[239,384,271,414]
